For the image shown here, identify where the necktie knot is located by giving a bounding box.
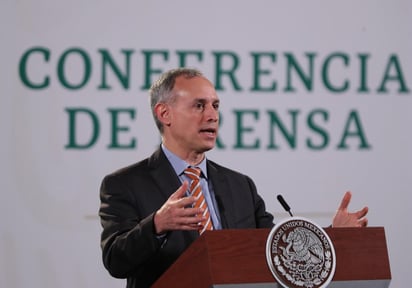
[184,167,201,181]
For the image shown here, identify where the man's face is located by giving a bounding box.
[164,76,220,155]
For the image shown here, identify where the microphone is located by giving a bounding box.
[277,194,294,217]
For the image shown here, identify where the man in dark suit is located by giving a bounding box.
[99,68,368,287]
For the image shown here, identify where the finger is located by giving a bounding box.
[179,223,203,231]
[338,191,352,211]
[358,217,368,227]
[177,212,205,227]
[170,181,189,200]
[356,206,369,219]
[178,195,197,208]
[180,206,204,217]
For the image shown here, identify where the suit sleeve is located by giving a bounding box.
[99,173,161,278]
[246,175,275,228]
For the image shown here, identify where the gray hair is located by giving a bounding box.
[149,68,204,133]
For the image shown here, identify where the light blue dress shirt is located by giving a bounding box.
[161,144,222,230]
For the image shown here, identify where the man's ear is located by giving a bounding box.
[154,103,171,126]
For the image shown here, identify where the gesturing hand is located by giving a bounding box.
[332,191,368,228]
[153,181,205,234]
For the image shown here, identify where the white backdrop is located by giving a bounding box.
[1,1,411,287]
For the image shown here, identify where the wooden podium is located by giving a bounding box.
[152,227,391,288]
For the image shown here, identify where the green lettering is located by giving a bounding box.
[322,52,349,93]
[233,110,260,149]
[215,112,226,149]
[141,50,169,89]
[98,49,134,90]
[250,52,277,91]
[306,109,329,150]
[65,108,99,149]
[19,47,50,89]
[337,110,371,150]
[357,53,370,93]
[284,52,316,92]
[267,110,299,149]
[58,48,91,90]
[107,108,136,149]
[176,50,203,67]
[213,51,242,91]
[378,54,410,93]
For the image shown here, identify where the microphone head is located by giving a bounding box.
[277,194,291,212]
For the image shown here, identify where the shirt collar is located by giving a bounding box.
[161,144,208,179]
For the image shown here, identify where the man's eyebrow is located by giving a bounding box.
[192,97,220,103]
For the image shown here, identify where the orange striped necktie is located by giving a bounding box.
[184,167,213,234]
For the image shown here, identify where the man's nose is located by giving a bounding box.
[204,105,219,121]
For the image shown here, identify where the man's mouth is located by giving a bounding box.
[199,128,217,135]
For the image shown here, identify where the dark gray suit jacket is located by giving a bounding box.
[99,148,274,287]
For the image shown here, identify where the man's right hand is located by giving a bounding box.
[153,181,206,234]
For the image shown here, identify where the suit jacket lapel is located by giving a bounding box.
[148,148,182,199]
[207,161,235,229]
